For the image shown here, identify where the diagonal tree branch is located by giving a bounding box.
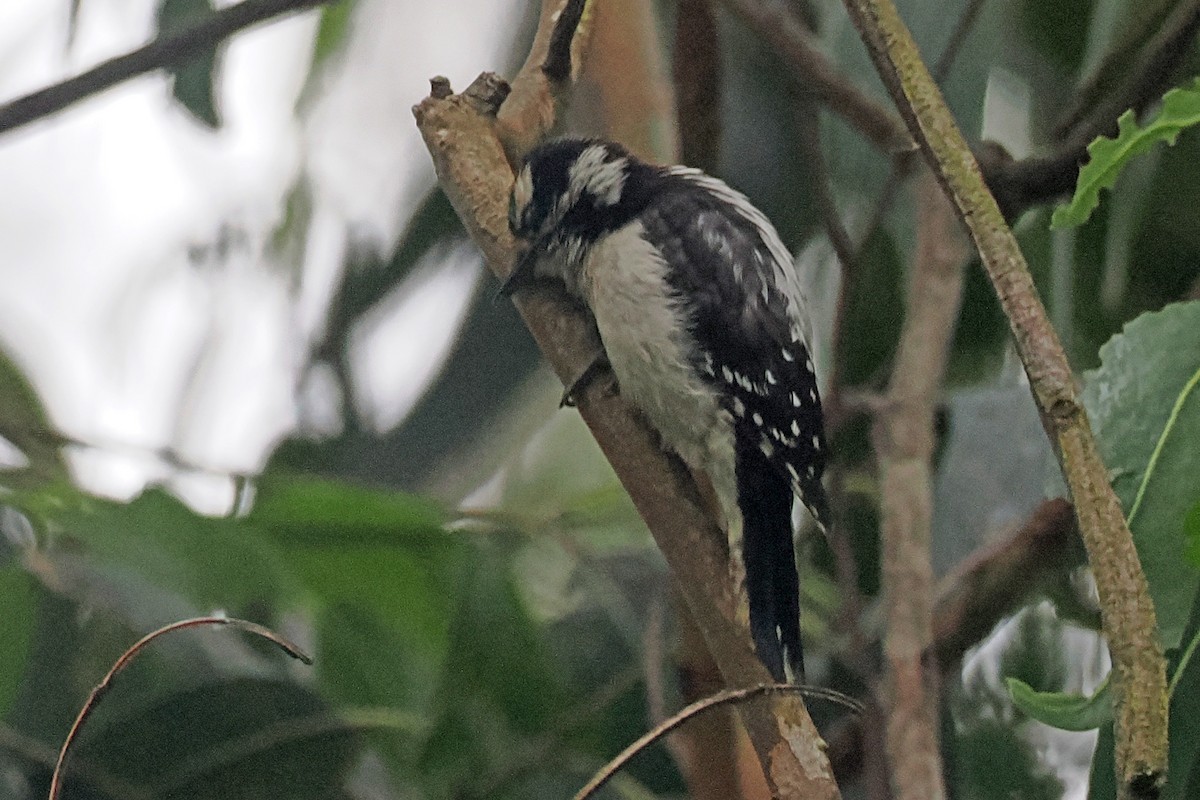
[839,1,1169,797]
[414,2,840,797]
[0,0,334,137]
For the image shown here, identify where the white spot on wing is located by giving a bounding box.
[664,165,817,352]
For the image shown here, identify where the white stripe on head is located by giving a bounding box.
[511,164,534,233]
[568,144,628,208]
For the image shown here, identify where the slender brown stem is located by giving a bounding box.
[573,684,863,800]
[49,616,311,800]
[719,0,911,154]
[839,1,1169,796]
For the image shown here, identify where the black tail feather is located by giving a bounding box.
[736,437,804,683]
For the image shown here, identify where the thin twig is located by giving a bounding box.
[839,1,1169,796]
[49,616,311,800]
[0,0,334,137]
[573,684,864,800]
[718,0,912,153]
[932,498,1082,666]
[848,0,986,269]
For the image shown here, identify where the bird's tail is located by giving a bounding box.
[737,444,804,683]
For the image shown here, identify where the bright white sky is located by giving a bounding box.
[0,0,521,511]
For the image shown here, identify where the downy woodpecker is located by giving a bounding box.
[505,138,828,681]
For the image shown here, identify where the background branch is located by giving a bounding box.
[983,0,1200,219]
[719,0,911,154]
[827,498,1083,783]
[870,172,968,800]
[839,1,1169,796]
[0,0,333,137]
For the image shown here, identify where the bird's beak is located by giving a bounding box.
[498,243,540,298]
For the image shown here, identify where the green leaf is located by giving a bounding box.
[840,227,903,386]
[250,472,446,546]
[10,484,295,637]
[0,568,35,716]
[1053,78,1200,229]
[1166,614,1200,798]
[78,677,359,800]
[1088,721,1116,799]
[1006,676,1113,731]
[1082,301,1200,648]
[0,345,64,483]
[249,473,463,724]
[157,0,222,128]
[1186,501,1200,564]
[295,0,355,109]
[312,0,354,71]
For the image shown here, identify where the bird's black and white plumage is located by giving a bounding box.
[506,138,829,681]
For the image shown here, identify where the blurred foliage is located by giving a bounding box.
[1,0,1200,798]
[157,0,222,128]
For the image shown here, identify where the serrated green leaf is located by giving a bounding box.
[1007,676,1113,731]
[1053,78,1200,229]
[1082,301,1200,648]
